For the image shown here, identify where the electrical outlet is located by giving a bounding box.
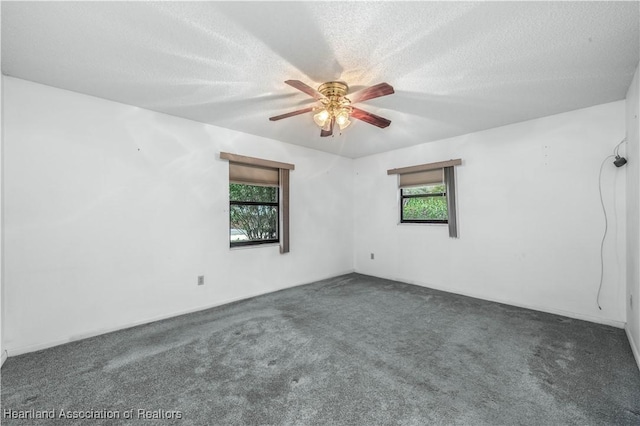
[198,275,204,286]
[370,253,375,260]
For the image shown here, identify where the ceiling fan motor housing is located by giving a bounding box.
[318,81,349,98]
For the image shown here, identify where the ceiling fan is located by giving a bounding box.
[269,80,394,137]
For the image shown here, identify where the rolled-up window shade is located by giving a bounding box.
[229,163,279,186]
[399,168,443,188]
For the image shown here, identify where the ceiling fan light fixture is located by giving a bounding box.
[338,119,351,131]
[313,109,330,127]
[336,109,351,130]
[321,118,332,132]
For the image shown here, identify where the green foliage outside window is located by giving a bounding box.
[401,184,448,222]
[230,184,277,203]
[230,184,278,242]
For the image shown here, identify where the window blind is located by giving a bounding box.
[229,163,279,186]
[399,168,443,188]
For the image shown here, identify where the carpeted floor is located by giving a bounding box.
[2,273,640,425]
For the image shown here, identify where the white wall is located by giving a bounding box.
[354,101,627,326]
[2,77,354,355]
[626,64,640,368]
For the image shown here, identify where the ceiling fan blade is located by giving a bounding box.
[351,107,391,129]
[285,80,326,100]
[350,82,395,104]
[320,117,335,137]
[269,106,314,121]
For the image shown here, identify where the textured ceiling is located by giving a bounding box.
[2,1,639,158]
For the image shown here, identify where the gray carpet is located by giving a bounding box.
[2,273,639,425]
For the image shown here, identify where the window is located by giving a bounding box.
[230,183,279,246]
[388,159,461,238]
[220,152,294,252]
[401,181,448,223]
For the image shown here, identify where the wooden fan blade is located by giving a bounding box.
[269,107,314,121]
[351,107,391,129]
[350,82,395,104]
[285,80,326,100]
[320,117,335,137]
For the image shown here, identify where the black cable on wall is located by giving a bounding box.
[597,138,627,310]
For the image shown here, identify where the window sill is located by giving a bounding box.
[229,242,281,251]
[398,222,448,226]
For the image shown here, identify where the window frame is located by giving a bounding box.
[400,184,448,224]
[229,184,280,247]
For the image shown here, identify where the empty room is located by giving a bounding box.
[1,1,640,425]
